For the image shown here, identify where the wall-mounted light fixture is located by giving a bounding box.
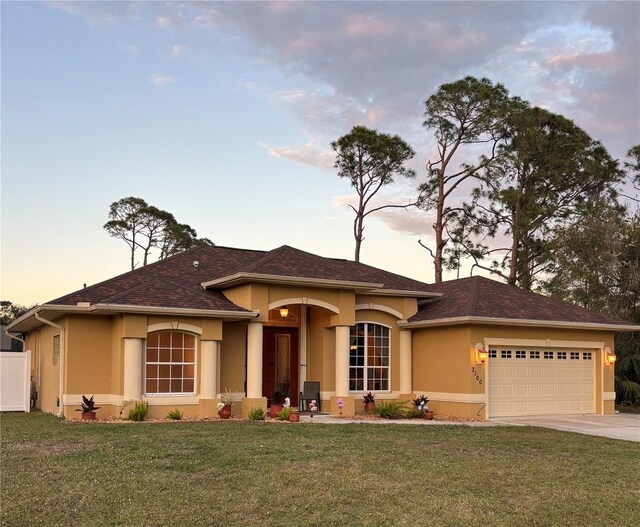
[604,347,617,366]
[474,343,488,364]
[279,306,289,319]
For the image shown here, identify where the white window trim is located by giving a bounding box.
[349,321,392,394]
[144,330,199,396]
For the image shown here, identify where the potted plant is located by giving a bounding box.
[269,389,285,418]
[363,392,376,413]
[218,388,240,419]
[76,395,100,421]
[413,394,433,420]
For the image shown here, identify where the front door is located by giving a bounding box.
[263,327,299,407]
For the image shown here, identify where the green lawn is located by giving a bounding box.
[1,413,639,527]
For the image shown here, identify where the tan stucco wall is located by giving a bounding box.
[412,323,616,417]
[27,320,66,415]
[220,321,246,394]
[66,315,112,395]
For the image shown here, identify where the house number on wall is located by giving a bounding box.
[471,367,483,385]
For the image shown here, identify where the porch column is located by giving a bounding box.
[399,330,413,397]
[123,337,143,401]
[200,340,219,399]
[335,325,350,397]
[246,321,263,399]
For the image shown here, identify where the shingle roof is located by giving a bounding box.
[47,246,265,312]
[206,245,431,291]
[409,276,632,326]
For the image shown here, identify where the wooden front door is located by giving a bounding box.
[262,327,299,407]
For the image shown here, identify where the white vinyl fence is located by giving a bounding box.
[0,350,31,412]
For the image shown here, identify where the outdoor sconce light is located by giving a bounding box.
[604,347,617,366]
[474,343,488,364]
[279,306,289,319]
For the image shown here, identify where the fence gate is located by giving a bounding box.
[0,350,31,412]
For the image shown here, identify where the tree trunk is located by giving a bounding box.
[354,213,364,262]
[433,173,445,283]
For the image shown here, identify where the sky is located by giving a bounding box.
[2,1,639,306]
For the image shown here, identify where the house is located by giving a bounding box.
[6,244,638,419]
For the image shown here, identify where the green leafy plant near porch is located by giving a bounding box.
[166,408,183,420]
[372,401,404,419]
[248,407,266,420]
[220,389,241,406]
[128,401,148,421]
[276,407,293,421]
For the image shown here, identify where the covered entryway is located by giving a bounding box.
[488,347,595,417]
[262,327,299,407]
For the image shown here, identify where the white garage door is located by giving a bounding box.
[488,347,595,417]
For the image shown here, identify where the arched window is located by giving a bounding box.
[145,331,196,394]
[349,322,390,391]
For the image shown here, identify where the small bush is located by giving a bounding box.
[372,401,404,419]
[276,407,293,421]
[248,407,266,420]
[166,408,183,420]
[404,407,425,419]
[128,401,148,421]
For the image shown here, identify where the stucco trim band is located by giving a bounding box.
[426,392,486,404]
[399,316,640,332]
[202,273,384,291]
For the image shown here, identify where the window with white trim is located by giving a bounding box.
[349,323,390,391]
[145,331,196,394]
[583,352,592,361]
[544,351,554,360]
[501,350,512,359]
[488,349,497,358]
[530,351,540,359]
[53,335,60,366]
[516,350,526,359]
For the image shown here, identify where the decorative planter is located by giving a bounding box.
[289,412,300,423]
[81,411,96,421]
[364,402,375,414]
[269,404,283,418]
[424,411,434,420]
[218,404,232,419]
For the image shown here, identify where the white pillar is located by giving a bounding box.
[123,337,143,400]
[200,340,219,399]
[335,325,350,397]
[246,322,263,398]
[399,330,413,395]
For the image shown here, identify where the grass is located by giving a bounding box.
[1,412,639,527]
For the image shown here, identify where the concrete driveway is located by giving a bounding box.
[492,414,640,442]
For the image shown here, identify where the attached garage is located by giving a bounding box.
[487,347,595,417]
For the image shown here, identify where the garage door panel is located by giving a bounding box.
[489,347,595,417]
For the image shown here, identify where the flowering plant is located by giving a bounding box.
[412,394,430,412]
[337,398,344,415]
[310,399,318,419]
[217,402,225,411]
[283,397,291,408]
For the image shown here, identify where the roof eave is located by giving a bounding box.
[366,288,442,298]
[8,303,258,332]
[398,315,640,332]
[201,272,385,291]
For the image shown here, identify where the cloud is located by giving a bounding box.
[149,74,175,86]
[258,140,334,171]
[171,44,187,57]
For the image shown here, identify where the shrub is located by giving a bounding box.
[363,392,376,404]
[76,395,100,414]
[128,401,148,421]
[276,407,293,421]
[248,407,266,420]
[166,408,183,420]
[404,407,425,419]
[372,401,404,419]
